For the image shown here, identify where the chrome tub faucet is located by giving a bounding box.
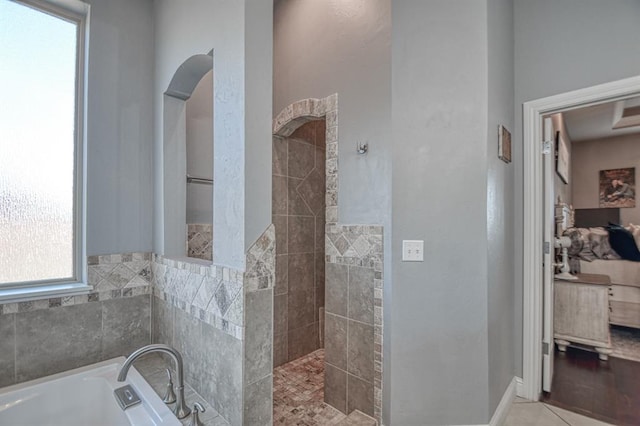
[117,344,191,419]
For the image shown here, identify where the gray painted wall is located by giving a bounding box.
[162,95,187,257]
[391,1,490,424]
[273,0,391,227]
[272,1,392,420]
[153,0,272,269]
[86,0,154,255]
[514,0,640,377]
[572,133,640,225]
[244,0,274,256]
[487,0,515,416]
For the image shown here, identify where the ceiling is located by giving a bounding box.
[563,96,640,142]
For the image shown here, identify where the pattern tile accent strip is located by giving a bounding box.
[151,254,244,340]
[0,252,152,314]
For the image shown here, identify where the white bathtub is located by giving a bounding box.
[0,358,181,426]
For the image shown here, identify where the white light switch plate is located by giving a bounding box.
[402,240,424,262]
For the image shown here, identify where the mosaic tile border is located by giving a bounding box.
[151,254,245,340]
[273,94,338,224]
[0,252,152,315]
[151,224,275,341]
[88,252,152,292]
[326,224,384,423]
[152,288,243,340]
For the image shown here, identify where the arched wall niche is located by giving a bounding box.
[162,51,213,259]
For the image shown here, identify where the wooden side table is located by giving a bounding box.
[554,273,612,360]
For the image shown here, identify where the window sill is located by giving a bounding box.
[0,283,92,304]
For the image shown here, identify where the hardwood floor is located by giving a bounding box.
[543,346,640,425]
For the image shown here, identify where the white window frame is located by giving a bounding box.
[0,0,90,302]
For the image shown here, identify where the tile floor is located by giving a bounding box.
[505,397,613,426]
[273,349,348,425]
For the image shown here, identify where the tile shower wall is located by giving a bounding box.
[151,225,275,425]
[151,254,245,424]
[187,223,213,261]
[324,225,383,420]
[273,119,326,367]
[243,225,275,425]
[0,253,152,388]
[273,96,384,422]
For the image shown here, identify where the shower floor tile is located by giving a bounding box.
[273,349,347,425]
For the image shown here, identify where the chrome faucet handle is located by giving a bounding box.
[162,368,176,404]
[188,402,205,426]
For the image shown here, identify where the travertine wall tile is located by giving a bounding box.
[0,314,16,388]
[243,225,276,425]
[102,295,151,359]
[325,224,384,422]
[88,252,151,292]
[273,118,326,367]
[324,363,347,414]
[244,289,273,385]
[325,313,347,370]
[152,255,244,340]
[347,373,374,417]
[0,252,153,388]
[187,223,213,261]
[5,293,150,385]
[274,95,383,423]
[244,374,273,425]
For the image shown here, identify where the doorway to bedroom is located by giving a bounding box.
[522,77,640,425]
[541,99,640,424]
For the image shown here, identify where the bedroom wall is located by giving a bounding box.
[572,133,640,226]
[552,113,572,207]
[514,0,640,378]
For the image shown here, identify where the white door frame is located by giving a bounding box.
[521,75,640,401]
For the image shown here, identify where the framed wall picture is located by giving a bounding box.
[600,167,636,208]
[556,131,569,184]
[498,125,511,163]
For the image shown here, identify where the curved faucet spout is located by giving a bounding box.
[117,344,191,419]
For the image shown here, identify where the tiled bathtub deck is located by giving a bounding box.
[273,349,347,425]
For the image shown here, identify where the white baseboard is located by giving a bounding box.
[515,377,524,398]
[387,376,522,426]
[489,377,516,426]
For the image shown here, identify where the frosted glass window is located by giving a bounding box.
[0,0,81,285]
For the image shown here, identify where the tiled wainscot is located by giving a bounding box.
[0,252,152,388]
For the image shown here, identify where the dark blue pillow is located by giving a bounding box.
[607,223,640,261]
